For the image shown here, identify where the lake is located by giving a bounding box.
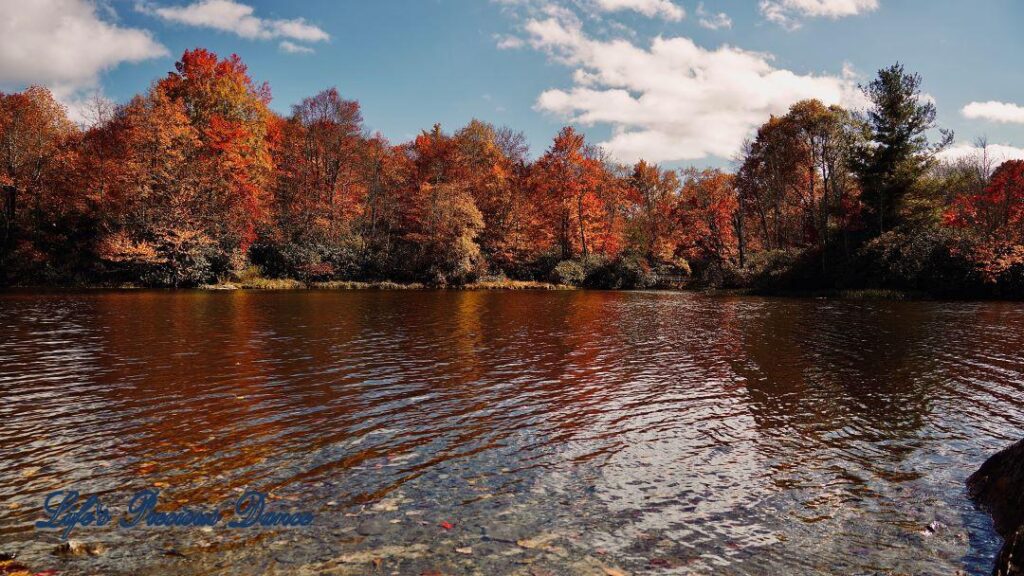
[0,290,1021,575]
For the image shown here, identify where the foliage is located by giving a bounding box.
[2,53,1023,298]
[549,260,586,286]
[854,63,952,235]
[584,256,659,289]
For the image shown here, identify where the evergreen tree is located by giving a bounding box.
[855,63,952,235]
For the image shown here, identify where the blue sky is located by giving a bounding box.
[2,0,1022,167]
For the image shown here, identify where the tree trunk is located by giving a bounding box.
[1,185,16,284]
[577,195,588,260]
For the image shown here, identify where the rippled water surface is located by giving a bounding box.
[1,290,1022,575]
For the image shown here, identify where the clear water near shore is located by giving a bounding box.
[1,290,1021,575]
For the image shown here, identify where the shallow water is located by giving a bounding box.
[0,290,1021,575]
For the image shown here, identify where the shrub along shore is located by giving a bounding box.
[2,50,1023,298]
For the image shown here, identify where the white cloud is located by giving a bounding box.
[0,0,167,123]
[279,41,314,55]
[962,101,1024,125]
[761,0,879,29]
[938,143,1024,165]
[495,33,527,49]
[591,0,685,21]
[522,13,861,163]
[0,0,167,93]
[142,0,329,42]
[697,3,732,30]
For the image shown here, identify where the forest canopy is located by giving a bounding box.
[2,51,1021,297]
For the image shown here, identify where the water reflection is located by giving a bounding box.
[0,291,1021,575]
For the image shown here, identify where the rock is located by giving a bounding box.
[483,524,528,543]
[55,540,105,556]
[356,518,390,536]
[164,549,187,558]
[968,438,1024,576]
[921,521,944,536]
[516,533,560,550]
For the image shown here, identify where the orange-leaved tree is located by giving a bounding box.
[529,127,619,261]
[156,48,277,263]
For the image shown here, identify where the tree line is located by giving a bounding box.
[1,48,1021,296]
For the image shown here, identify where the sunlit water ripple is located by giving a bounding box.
[0,290,1021,575]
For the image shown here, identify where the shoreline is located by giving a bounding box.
[3,281,1022,302]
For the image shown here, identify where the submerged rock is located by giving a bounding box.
[355,517,391,536]
[968,439,1024,576]
[54,540,106,557]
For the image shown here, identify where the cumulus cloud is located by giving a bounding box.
[0,0,167,92]
[761,0,879,29]
[495,33,527,49]
[697,3,732,30]
[141,0,328,45]
[938,143,1024,165]
[521,12,862,163]
[591,0,685,21]
[279,40,314,54]
[0,0,168,123]
[962,101,1024,125]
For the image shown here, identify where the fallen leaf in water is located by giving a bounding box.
[601,566,628,576]
[0,559,28,573]
[21,467,40,478]
[438,521,454,530]
[153,482,169,489]
[455,547,472,555]
[7,502,20,510]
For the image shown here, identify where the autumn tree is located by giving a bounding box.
[677,168,738,266]
[403,124,484,284]
[0,86,76,278]
[453,120,538,272]
[623,160,679,262]
[945,161,1024,241]
[264,88,366,279]
[735,115,809,252]
[530,127,619,261]
[358,134,410,271]
[71,48,278,286]
[82,89,209,285]
[155,48,278,265]
[736,100,862,265]
[788,100,862,262]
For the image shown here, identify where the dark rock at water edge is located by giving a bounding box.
[968,438,1024,576]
